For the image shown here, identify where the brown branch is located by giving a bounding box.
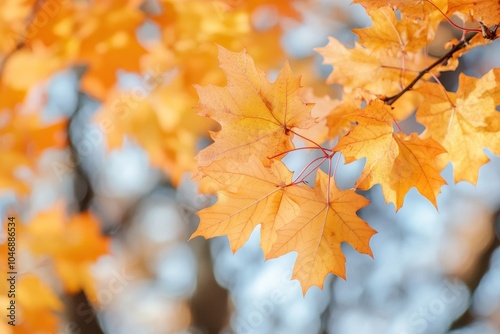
[384,32,478,106]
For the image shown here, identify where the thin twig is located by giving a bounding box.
[384,32,477,106]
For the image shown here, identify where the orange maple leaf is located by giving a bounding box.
[335,100,447,210]
[195,46,315,168]
[352,7,430,53]
[268,170,375,293]
[416,69,500,184]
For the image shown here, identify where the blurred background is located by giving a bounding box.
[0,0,499,333]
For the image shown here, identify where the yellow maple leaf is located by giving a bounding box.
[353,7,430,53]
[335,100,447,209]
[195,46,315,168]
[268,170,375,293]
[416,69,500,184]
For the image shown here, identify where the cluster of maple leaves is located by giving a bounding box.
[191,0,500,294]
[1,0,499,331]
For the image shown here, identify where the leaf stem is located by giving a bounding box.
[290,129,330,156]
[429,72,456,108]
[292,156,327,185]
[268,146,331,160]
[326,154,333,203]
[423,0,482,34]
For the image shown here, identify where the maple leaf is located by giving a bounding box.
[335,100,447,209]
[416,69,500,184]
[195,46,314,168]
[25,204,110,300]
[352,7,430,53]
[192,157,300,255]
[388,134,448,208]
[268,170,375,293]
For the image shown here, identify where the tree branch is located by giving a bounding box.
[384,32,478,106]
